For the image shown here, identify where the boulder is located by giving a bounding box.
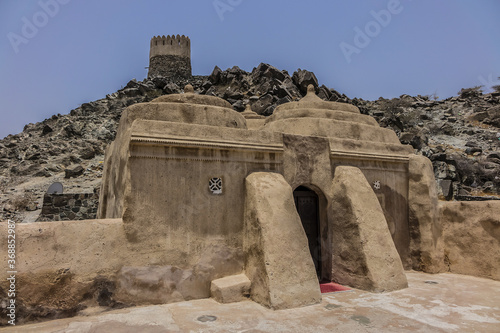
[438,179,453,200]
[80,147,96,160]
[292,69,319,95]
[399,131,427,150]
[232,100,245,112]
[251,63,286,82]
[250,94,274,115]
[485,106,500,127]
[42,124,53,135]
[125,79,139,89]
[208,65,223,84]
[64,124,81,138]
[225,66,247,84]
[121,88,141,97]
[64,165,84,179]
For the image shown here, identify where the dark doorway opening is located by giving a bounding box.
[293,186,321,277]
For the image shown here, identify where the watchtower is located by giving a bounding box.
[148,35,192,79]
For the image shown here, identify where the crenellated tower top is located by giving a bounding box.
[148,34,192,79]
[149,35,191,59]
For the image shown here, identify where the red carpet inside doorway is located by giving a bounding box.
[319,281,351,293]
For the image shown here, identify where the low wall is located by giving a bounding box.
[0,219,127,325]
[440,201,500,281]
[37,193,99,221]
[0,217,244,325]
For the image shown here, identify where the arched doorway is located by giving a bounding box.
[293,186,321,277]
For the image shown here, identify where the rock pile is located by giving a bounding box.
[353,90,500,200]
[0,63,499,222]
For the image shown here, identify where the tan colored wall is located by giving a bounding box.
[149,35,190,58]
[279,133,413,272]
[0,219,126,278]
[408,155,446,273]
[0,218,248,323]
[0,219,127,323]
[120,120,284,269]
[98,101,248,219]
[440,201,500,281]
[264,118,401,144]
[329,166,408,292]
[331,156,411,268]
[281,134,333,280]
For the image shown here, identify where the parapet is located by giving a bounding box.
[149,34,191,59]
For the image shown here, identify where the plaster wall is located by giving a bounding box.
[120,119,284,270]
[331,156,411,268]
[329,166,408,291]
[281,134,333,281]
[98,101,248,220]
[408,155,446,273]
[0,219,127,322]
[440,201,500,281]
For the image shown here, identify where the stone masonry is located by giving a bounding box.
[36,193,99,221]
[148,35,191,79]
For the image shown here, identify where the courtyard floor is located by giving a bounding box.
[2,271,499,332]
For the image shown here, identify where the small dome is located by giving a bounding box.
[274,85,360,114]
[152,85,232,108]
[264,85,402,145]
[125,84,247,129]
[241,104,265,119]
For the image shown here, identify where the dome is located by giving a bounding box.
[264,85,402,146]
[122,84,246,129]
[274,84,360,114]
[151,84,232,108]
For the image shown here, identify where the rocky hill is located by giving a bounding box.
[1,63,499,223]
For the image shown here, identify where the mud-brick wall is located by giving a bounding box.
[440,201,500,281]
[37,193,99,221]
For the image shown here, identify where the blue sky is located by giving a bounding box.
[0,0,499,139]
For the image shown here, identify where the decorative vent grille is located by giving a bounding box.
[209,177,222,194]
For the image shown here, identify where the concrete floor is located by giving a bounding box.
[2,272,500,332]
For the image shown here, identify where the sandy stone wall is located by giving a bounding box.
[440,201,500,281]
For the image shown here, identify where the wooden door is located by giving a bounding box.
[294,187,321,276]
